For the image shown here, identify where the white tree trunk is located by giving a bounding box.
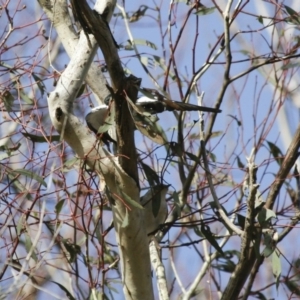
[40,0,154,298]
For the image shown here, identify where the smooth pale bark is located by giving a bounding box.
[40,0,154,299]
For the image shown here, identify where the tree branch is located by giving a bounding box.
[44,1,154,299]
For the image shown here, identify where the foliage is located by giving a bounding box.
[1,0,300,299]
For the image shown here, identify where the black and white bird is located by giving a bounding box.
[85,89,221,145]
[136,88,221,114]
[85,104,117,147]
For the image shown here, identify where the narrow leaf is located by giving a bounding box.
[201,224,224,255]
[55,199,65,214]
[25,233,38,262]
[50,280,76,300]
[134,114,167,145]
[19,89,33,104]
[140,162,160,186]
[10,169,47,187]
[2,91,14,112]
[267,141,284,166]
[194,7,215,16]
[129,5,148,22]
[22,132,60,143]
[125,39,157,50]
[272,249,281,290]
[185,151,200,163]
[284,279,300,296]
[285,5,298,18]
[236,155,245,169]
[32,73,46,96]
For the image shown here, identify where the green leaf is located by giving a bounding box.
[267,141,284,166]
[257,208,276,226]
[62,240,81,263]
[201,224,224,255]
[25,233,38,262]
[208,151,216,162]
[55,199,65,214]
[193,226,203,237]
[7,172,31,199]
[261,230,276,257]
[32,73,46,96]
[152,55,176,80]
[97,120,114,134]
[0,143,21,154]
[124,39,157,50]
[19,89,33,104]
[172,191,181,217]
[284,279,300,296]
[140,162,160,186]
[129,5,148,22]
[17,214,25,236]
[236,155,245,169]
[2,91,14,112]
[285,5,300,25]
[22,132,60,143]
[235,214,246,229]
[185,151,200,163]
[194,7,215,16]
[10,169,47,187]
[284,5,298,16]
[140,56,150,68]
[63,157,79,170]
[134,113,168,145]
[50,280,76,300]
[257,15,264,25]
[272,249,281,290]
[149,185,168,218]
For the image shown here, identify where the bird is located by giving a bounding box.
[85,89,221,145]
[136,88,221,114]
[85,104,117,148]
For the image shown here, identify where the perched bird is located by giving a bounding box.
[85,104,116,148]
[136,88,221,114]
[85,89,221,145]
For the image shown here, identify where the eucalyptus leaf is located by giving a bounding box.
[22,132,60,143]
[201,224,224,255]
[50,280,76,300]
[10,168,47,187]
[194,7,215,16]
[272,249,281,290]
[140,162,160,186]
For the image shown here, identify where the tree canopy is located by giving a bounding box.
[1,0,300,299]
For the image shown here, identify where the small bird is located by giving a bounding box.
[85,104,117,148]
[136,88,221,114]
[85,89,221,145]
